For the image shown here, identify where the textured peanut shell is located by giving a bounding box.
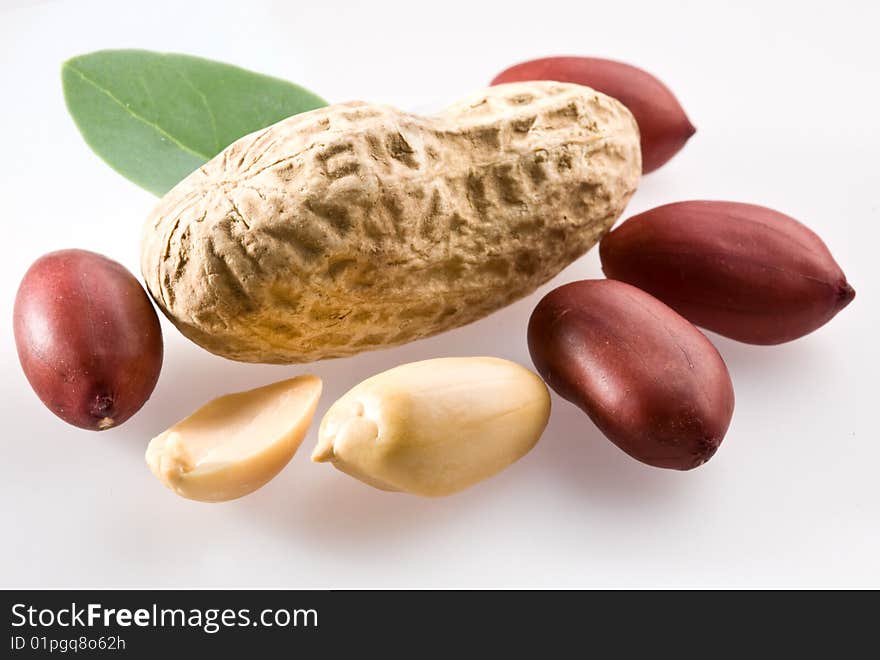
[492,57,695,173]
[141,81,641,363]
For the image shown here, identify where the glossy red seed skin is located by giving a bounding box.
[599,201,855,345]
[528,279,734,470]
[13,249,163,431]
[491,56,695,173]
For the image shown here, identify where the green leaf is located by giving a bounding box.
[62,50,327,196]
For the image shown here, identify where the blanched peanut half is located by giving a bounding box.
[146,376,322,502]
[312,358,550,497]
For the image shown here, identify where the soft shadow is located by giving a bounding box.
[228,460,475,551]
[709,331,829,380]
[525,393,697,507]
[226,393,696,554]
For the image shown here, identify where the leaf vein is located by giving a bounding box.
[167,58,221,153]
[65,63,213,161]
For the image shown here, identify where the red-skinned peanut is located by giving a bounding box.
[14,249,164,431]
[528,279,734,470]
[599,201,855,344]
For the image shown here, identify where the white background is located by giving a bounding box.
[1,0,877,588]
